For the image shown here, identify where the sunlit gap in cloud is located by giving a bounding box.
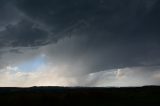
[0,63,159,87]
[18,54,46,72]
[0,53,78,87]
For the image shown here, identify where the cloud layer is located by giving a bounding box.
[0,0,160,86]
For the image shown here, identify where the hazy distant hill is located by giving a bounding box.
[0,86,160,106]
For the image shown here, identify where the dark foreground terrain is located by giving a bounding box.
[0,86,160,106]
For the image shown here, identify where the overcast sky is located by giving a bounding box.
[0,0,160,87]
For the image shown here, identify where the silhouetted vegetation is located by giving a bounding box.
[0,86,160,106]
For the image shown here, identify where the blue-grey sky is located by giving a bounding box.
[0,0,160,87]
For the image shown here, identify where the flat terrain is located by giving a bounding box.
[0,86,160,106]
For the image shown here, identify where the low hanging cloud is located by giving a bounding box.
[0,65,160,87]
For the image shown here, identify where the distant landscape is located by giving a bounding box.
[0,86,160,106]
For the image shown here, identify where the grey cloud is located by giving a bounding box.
[14,0,159,34]
[1,0,160,76]
[0,19,50,47]
[0,1,21,29]
[81,66,160,87]
[8,0,160,49]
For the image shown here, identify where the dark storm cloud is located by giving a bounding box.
[0,19,50,47]
[10,0,160,47]
[14,0,159,34]
[1,0,160,72]
[0,0,18,28]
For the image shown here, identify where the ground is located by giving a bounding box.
[0,86,160,106]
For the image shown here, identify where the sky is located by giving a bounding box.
[0,0,160,87]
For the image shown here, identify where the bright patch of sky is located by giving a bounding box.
[18,54,46,72]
